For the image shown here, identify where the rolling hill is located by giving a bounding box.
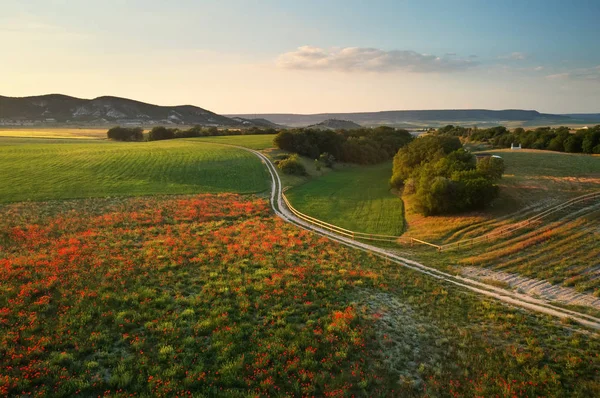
[3,94,598,129]
[307,119,362,130]
[0,94,242,127]
[228,109,582,128]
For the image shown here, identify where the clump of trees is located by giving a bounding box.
[435,124,600,154]
[389,135,463,187]
[146,125,278,141]
[106,125,278,142]
[273,126,414,165]
[148,126,176,141]
[276,154,307,175]
[391,136,504,215]
[107,126,144,142]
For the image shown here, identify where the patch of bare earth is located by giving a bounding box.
[356,290,446,389]
[461,266,600,310]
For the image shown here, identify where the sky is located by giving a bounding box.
[1,0,599,114]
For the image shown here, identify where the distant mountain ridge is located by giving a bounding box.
[2,94,598,128]
[228,109,596,128]
[0,94,241,126]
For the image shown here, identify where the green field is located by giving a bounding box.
[0,128,107,140]
[0,138,269,203]
[190,134,276,150]
[285,162,404,235]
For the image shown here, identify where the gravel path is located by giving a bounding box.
[461,266,600,310]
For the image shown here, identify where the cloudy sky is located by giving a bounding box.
[1,0,599,113]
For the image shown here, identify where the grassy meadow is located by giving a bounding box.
[0,128,107,140]
[1,194,598,396]
[0,138,268,203]
[285,162,404,235]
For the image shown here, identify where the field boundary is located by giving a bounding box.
[281,190,401,243]
[436,190,600,251]
[243,147,600,330]
[283,189,600,252]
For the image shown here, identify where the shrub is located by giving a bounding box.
[476,156,504,181]
[148,126,177,141]
[107,126,144,142]
[452,170,499,210]
[277,154,307,175]
[174,126,203,138]
[414,174,454,216]
[319,152,335,168]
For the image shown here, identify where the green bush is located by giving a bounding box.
[319,152,336,168]
[107,126,144,142]
[277,154,307,175]
[476,156,504,181]
[148,126,177,141]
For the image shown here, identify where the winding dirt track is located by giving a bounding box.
[228,144,600,331]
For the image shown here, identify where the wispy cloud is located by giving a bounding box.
[546,66,600,82]
[276,46,478,73]
[498,52,527,60]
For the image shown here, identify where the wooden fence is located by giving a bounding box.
[281,192,401,243]
[281,190,599,252]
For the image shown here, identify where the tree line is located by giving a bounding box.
[273,127,414,165]
[106,126,278,142]
[390,136,504,216]
[436,124,600,154]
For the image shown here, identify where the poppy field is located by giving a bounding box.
[1,194,599,397]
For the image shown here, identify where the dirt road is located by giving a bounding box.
[232,144,600,331]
